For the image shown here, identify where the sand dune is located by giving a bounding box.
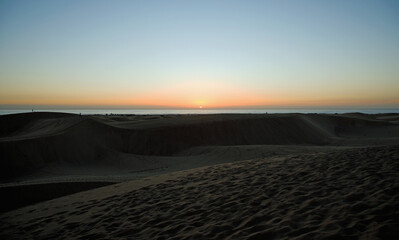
[0,182,114,213]
[1,113,398,181]
[1,145,398,239]
[0,145,349,212]
[0,113,398,239]
[0,112,76,137]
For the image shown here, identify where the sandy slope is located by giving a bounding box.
[4,145,347,184]
[1,113,398,181]
[0,182,114,213]
[0,113,398,239]
[0,112,76,137]
[0,145,346,212]
[1,145,398,239]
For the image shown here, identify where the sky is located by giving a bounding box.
[0,0,398,109]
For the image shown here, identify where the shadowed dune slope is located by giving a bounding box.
[300,114,399,138]
[0,112,77,137]
[0,182,115,213]
[1,145,398,239]
[0,118,122,179]
[0,113,398,180]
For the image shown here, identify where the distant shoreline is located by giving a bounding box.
[1,108,399,116]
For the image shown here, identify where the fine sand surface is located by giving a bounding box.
[0,182,115,213]
[0,112,399,239]
[1,145,398,239]
[1,112,399,181]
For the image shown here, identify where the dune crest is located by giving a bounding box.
[1,113,398,181]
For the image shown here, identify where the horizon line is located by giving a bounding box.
[1,104,398,110]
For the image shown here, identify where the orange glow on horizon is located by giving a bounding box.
[1,92,398,109]
[1,80,398,108]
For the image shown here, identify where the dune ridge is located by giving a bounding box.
[1,113,398,180]
[0,113,399,180]
[0,112,398,239]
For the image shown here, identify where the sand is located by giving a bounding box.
[1,145,398,239]
[1,112,398,181]
[0,182,115,213]
[0,112,399,239]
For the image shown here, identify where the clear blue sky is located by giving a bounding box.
[0,0,398,108]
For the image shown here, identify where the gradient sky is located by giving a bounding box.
[0,0,398,108]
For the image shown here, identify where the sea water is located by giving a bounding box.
[0,108,398,115]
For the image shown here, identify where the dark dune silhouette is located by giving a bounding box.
[1,112,398,180]
[0,112,398,239]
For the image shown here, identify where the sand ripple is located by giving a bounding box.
[1,145,399,239]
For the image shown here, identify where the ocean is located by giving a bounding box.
[0,108,398,115]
